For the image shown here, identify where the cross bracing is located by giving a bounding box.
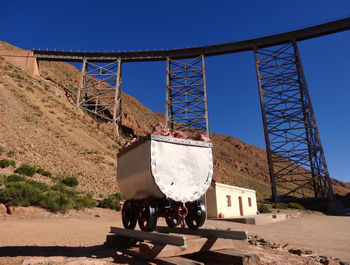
[76,59,122,133]
[166,55,209,134]
[254,42,334,201]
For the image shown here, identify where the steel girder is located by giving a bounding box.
[166,55,210,135]
[254,42,334,202]
[76,59,122,133]
[34,17,350,62]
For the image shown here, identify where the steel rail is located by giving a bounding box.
[33,17,350,62]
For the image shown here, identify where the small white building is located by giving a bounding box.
[206,181,258,218]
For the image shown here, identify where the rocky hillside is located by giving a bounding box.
[1,41,349,200]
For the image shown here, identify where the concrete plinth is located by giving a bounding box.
[210,213,287,225]
[0,49,40,77]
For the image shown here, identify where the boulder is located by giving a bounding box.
[0,204,7,215]
[288,248,303,256]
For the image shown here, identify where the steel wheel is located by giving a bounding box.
[122,200,137,230]
[165,216,181,228]
[185,200,206,229]
[138,199,157,231]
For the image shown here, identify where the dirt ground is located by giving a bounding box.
[208,212,350,261]
[0,208,349,264]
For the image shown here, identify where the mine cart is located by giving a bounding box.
[117,134,213,231]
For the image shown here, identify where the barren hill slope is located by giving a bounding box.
[0,54,118,196]
[0,41,349,200]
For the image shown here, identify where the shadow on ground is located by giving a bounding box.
[0,245,150,264]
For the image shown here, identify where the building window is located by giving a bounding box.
[226,195,232,207]
[248,197,252,207]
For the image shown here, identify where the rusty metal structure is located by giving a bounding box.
[76,59,122,133]
[33,17,350,202]
[254,42,334,202]
[166,55,209,134]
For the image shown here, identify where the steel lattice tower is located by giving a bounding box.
[254,42,334,202]
[166,55,210,135]
[76,59,122,134]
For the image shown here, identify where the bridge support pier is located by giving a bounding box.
[76,59,122,135]
[254,42,334,202]
[166,55,210,136]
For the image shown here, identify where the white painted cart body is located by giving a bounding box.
[117,134,213,203]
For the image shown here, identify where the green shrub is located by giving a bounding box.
[75,193,97,209]
[60,176,78,187]
[0,146,5,155]
[0,181,43,207]
[26,179,50,192]
[0,159,16,168]
[272,202,288,209]
[0,174,50,206]
[15,164,37,176]
[272,202,305,210]
[114,192,125,201]
[39,188,96,212]
[98,197,120,211]
[98,192,124,211]
[6,174,26,183]
[42,171,52,178]
[287,202,305,210]
[0,176,96,213]
[36,168,53,178]
[36,168,45,174]
[258,203,271,213]
[51,183,76,196]
[39,190,74,212]
[0,174,7,185]
[7,151,15,157]
[16,74,24,80]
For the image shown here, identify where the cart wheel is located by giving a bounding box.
[165,216,181,228]
[122,200,137,230]
[138,199,157,232]
[185,200,206,229]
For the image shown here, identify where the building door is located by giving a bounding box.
[238,196,244,216]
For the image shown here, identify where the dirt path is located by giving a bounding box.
[0,211,144,265]
[205,214,350,261]
[0,209,349,264]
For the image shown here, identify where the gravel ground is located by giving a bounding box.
[0,208,349,264]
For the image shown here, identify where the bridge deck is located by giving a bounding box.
[33,17,350,62]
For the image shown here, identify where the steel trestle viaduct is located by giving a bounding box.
[33,17,350,202]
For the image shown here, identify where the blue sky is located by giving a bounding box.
[1,1,350,183]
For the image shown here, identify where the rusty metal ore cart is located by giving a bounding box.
[117,134,213,231]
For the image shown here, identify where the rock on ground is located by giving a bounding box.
[0,204,7,215]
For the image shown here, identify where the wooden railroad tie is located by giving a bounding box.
[105,226,260,264]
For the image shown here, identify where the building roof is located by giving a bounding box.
[213,181,256,193]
